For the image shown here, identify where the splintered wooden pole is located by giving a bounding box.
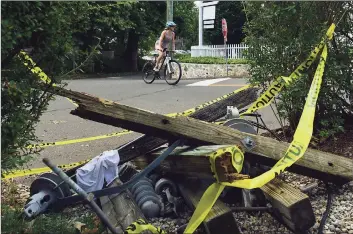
[134,146,315,232]
[57,84,259,178]
[48,86,353,183]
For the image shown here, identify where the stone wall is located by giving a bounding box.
[180,63,250,79]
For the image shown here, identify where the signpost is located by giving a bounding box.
[222,18,228,76]
[167,0,173,52]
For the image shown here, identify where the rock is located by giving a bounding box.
[329,224,335,231]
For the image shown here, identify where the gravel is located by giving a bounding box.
[231,172,353,234]
[147,172,353,234]
[5,171,353,234]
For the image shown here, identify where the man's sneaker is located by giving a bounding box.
[153,67,159,72]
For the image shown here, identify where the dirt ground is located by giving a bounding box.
[262,122,353,160]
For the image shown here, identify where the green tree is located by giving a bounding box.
[174,1,198,49]
[1,1,167,169]
[82,1,165,72]
[243,2,353,140]
[1,1,93,170]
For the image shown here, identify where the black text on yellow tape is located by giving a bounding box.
[241,23,335,116]
[168,84,251,118]
[185,26,333,233]
[19,52,79,107]
[1,158,91,180]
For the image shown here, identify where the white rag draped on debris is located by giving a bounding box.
[76,149,120,193]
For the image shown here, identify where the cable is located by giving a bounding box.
[317,183,333,234]
[335,7,349,27]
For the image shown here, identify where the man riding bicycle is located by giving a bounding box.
[153,21,177,71]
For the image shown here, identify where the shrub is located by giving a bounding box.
[243,2,353,139]
[175,54,249,64]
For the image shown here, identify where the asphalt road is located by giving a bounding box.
[28,76,281,170]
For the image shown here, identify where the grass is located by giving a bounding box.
[1,205,105,234]
[174,54,249,65]
[1,181,105,234]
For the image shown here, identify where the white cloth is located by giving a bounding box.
[76,149,120,193]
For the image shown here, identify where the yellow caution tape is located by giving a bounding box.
[18,51,79,107]
[2,51,250,179]
[209,146,245,181]
[1,158,91,179]
[186,145,245,233]
[26,130,132,149]
[240,23,335,116]
[224,45,328,189]
[185,183,226,233]
[18,50,249,149]
[2,84,240,179]
[185,25,333,233]
[168,84,252,118]
[25,121,225,150]
[2,120,227,179]
[125,218,165,234]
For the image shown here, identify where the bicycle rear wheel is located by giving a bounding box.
[163,60,182,85]
[142,61,156,84]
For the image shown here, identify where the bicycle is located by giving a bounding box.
[142,49,182,85]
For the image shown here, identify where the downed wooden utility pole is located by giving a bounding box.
[48,86,353,184]
[134,145,315,232]
[62,85,258,177]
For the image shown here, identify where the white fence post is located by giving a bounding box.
[190,43,249,59]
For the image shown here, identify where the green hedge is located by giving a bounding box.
[174,54,249,64]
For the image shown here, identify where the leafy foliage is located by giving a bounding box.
[1,59,55,170]
[243,2,353,139]
[1,2,92,170]
[174,2,198,49]
[175,54,248,64]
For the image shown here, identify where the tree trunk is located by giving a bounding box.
[124,30,140,72]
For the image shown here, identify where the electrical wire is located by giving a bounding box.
[317,183,333,234]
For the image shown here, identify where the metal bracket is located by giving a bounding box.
[225,106,240,119]
[241,136,255,151]
[24,190,57,218]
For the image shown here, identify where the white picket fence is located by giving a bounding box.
[191,43,249,59]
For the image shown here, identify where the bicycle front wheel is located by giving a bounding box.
[142,61,156,84]
[163,60,182,85]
